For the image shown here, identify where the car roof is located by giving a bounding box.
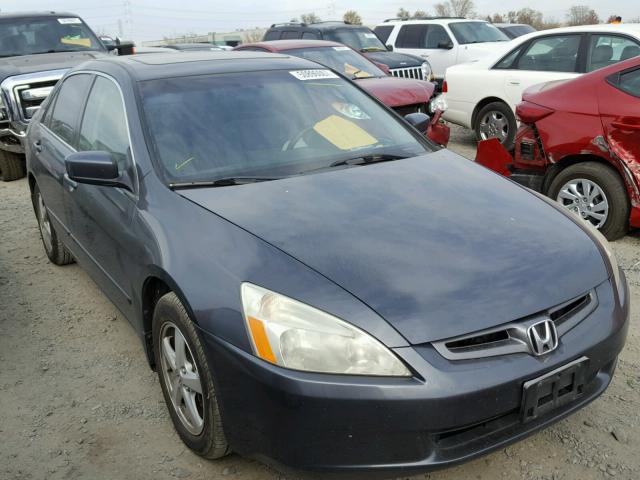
[494,23,531,28]
[77,51,324,81]
[238,39,345,51]
[268,21,367,31]
[0,11,80,19]
[378,17,480,26]
[514,23,640,42]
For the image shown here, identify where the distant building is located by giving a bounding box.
[142,28,266,47]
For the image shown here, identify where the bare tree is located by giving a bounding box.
[515,8,544,29]
[566,5,600,26]
[343,10,362,25]
[301,13,321,24]
[396,8,411,20]
[413,10,428,18]
[435,0,475,18]
[489,13,504,23]
[242,29,264,43]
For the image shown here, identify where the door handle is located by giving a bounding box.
[420,54,430,58]
[611,121,640,131]
[508,79,521,86]
[33,140,43,153]
[63,173,78,191]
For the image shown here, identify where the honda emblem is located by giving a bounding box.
[527,320,558,356]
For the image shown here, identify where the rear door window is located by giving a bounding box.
[396,24,428,48]
[281,30,300,39]
[587,35,640,72]
[516,34,581,72]
[48,73,93,146]
[612,68,640,97]
[302,31,320,39]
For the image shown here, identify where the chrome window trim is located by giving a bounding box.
[48,69,140,198]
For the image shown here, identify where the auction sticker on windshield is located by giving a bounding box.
[290,70,339,81]
[58,18,82,24]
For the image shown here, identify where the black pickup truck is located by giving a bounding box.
[0,11,132,181]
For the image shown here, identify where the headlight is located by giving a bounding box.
[0,94,7,122]
[421,61,433,82]
[429,94,448,114]
[241,283,411,376]
[585,223,621,289]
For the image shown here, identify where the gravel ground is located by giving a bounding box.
[1,127,638,480]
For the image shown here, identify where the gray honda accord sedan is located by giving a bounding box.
[25,52,629,474]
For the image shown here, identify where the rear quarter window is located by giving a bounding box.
[611,68,640,97]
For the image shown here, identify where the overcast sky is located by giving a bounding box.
[2,0,639,43]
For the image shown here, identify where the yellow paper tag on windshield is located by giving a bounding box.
[61,37,91,48]
[313,115,377,150]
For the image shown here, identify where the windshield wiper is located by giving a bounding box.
[169,176,282,189]
[360,47,386,52]
[329,153,408,168]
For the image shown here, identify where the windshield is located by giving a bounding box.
[0,16,105,57]
[503,25,535,38]
[287,47,386,79]
[323,28,387,52]
[449,22,509,45]
[140,70,430,184]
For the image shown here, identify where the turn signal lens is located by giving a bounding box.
[240,283,411,376]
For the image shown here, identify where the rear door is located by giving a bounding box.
[33,73,94,234]
[599,65,640,163]
[66,74,138,317]
[503,33,583,108]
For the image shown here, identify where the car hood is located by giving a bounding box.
[357,76,434,107]
[363,51,423,68]
[0,51,106,81]
[179,150,607,344]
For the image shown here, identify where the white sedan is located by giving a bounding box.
[442,24,640,148]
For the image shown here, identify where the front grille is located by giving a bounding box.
[14,81,57,121]
[390,66,423,80]
[393,103,427,117]
[432,291,596,361]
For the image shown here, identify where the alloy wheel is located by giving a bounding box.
[37,193,53,253]
[556,178,609,229]
[478,110,509,143]
[160,322,205,435]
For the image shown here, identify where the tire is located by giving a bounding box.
[153,292,229,459]
[0,150,26,181]
[547,162,629,241]
[474,101,517,150]
[31,185,75,265]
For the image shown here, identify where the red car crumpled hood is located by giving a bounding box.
[356,76,434,108]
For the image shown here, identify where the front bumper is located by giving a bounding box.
[201,277,629,474]
[0,123,27,154]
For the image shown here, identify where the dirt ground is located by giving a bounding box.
[1,127,638,480]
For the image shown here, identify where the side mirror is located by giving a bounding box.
[107,38,135,56]
[386,44,394,51]
[404,112,431,133]
[437,40,454,50]
[65,151,132,191]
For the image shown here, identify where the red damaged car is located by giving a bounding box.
[235,40,450,146]
[477,55,640,240]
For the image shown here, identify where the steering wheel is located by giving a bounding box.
[283,125,317,151]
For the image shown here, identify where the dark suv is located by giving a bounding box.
[263,21,432,81]
[0,11,131,181]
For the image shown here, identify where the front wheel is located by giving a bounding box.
[153,292,229,459]
[474,101,517,150]
[547,162,629,240]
